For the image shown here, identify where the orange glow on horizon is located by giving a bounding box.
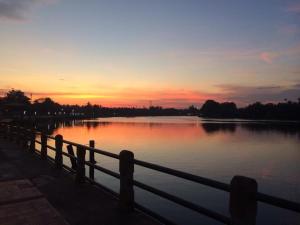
[28,87,222,108]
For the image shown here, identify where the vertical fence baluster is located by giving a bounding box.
[89,140,95,180]
[119,150,134,212]
[67,144,77,170]
[41,133,47,160]
[55,135,63,169]
[76,146,86,183]
[230,176,257,225]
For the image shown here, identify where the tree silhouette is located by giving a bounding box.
[2,89,30,105]
[200,100,237,118]
[0,90,31,117]
[201,99,300,120]
[33,97,61,115]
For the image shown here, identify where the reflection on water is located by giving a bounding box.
[37,117,300,225]
[202,123,237,134]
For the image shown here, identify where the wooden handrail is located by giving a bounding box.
[134,159,230,192]
[256,192,300,213]
[133,179,231,224]
[85,161,120,179]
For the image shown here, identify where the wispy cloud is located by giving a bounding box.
[259,51,279,64]
[278,24,300,35]
[286,3,300,13]
[0,0,56,22]
[216,84,300,104]
[258,44,300,64]
[164,43,300,65]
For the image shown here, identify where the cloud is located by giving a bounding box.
[164,44,300,66]
[279,24,300,35]
[216,84,300,105]
[259,51,283,64]
[294,83,300,88]
[286,3,300,13]
[0,0,56,22]
[259,52,272,64]
[258,44,300,64]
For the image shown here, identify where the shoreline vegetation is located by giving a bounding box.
[0,89,299,121]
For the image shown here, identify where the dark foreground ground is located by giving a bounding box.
[0,139,159,225]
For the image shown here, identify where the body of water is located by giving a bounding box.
[46,116,300,225]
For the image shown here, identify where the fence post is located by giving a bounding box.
[55,135,63,169]
[29,131,36,153]
[76,146,86,183]
[41,133,47,160]
[230,176,257,225]
[89,140,96,180]
[119,150,134,212]
[67,144,77,170]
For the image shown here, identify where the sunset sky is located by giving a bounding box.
[0,0,300,107]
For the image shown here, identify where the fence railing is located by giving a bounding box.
[0,123,299,225]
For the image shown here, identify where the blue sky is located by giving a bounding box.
[0,0,299,107]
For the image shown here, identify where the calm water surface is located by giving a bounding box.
[47,116,300,225]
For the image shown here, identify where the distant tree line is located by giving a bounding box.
[0,89,299,120]
[0,90,198,119]
[200,99,300,120]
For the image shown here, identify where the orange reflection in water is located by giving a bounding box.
[53,121,209,151]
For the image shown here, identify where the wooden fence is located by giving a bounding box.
[0,123,299,225]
